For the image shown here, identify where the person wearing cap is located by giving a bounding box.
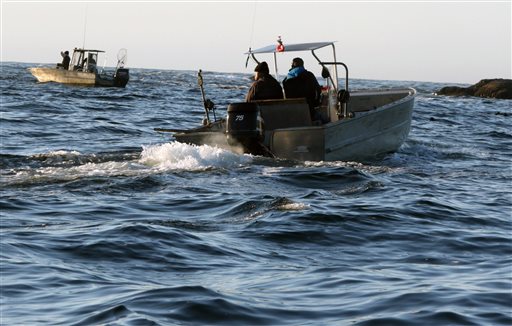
[245,61,284,102]
[282,57,322,119]
[58,50,70,70]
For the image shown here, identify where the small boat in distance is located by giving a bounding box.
[155,41,416,162]
[29,48,129,87]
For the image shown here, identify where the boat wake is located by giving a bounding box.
[1,143,253,188]
[139,142,253,170]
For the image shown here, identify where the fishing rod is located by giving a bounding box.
[197,69,216,125]
[154,127,194,133]
[197,69,209,125]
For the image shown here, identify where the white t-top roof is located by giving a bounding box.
[73,48,105,53]
[246,42,335,54]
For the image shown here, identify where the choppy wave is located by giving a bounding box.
[1,62,511,326]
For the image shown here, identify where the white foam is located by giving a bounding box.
[7,161,139,186]
[2,143,253,187]
[139,142,252,171]
[276,202,309,211]
[45,150,82,157]
[31,150,83,162]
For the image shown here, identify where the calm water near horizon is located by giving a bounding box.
[1,62,511,325]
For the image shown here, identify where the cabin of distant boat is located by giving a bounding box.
[67,48,105,73]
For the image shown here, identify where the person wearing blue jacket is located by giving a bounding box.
[282,57,321,119]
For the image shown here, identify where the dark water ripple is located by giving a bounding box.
[1,62,511,325]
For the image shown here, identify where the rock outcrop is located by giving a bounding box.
[437,79,512,99]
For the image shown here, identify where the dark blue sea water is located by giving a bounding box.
[1,62,511,325]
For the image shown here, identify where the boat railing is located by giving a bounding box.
[314,61,350,119]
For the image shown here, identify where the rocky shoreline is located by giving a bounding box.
[437,79,512,99]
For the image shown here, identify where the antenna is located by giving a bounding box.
[82,4,88,49]
[248,1,257,49]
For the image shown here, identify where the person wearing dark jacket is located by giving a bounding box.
[282,57,321,119]
[59,51,70,70]
[246,61,283,102]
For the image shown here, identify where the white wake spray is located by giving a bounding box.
[139,142,252,171]
[2,143,252,187]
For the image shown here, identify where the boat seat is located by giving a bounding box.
[255,98,312,130]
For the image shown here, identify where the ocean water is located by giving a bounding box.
[1,62,511,325]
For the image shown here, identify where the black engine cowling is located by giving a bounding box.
[226,102,261,149]
[114,68,130,87]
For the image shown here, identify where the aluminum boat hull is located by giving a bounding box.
[173,88,415,162]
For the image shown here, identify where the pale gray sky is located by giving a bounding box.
[2,0,511,83]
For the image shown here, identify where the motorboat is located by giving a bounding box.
[29,48,129,87]
[155,41,416,162]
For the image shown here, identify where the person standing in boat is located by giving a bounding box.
[246,61,284,102]
[282,57,321,119]
[58,50,70,70]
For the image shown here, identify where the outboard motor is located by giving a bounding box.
[113,49,129,87]
[114,68,130,87]
[226,102,261,151]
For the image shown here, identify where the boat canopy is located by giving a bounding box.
[246,42,335,54]
[245,40,349,116]
[73,48,105,53]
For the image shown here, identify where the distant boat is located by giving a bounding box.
[29,48,129,88]
[156,41,416,162]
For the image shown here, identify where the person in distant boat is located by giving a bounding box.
[282,57,321,119]
[87,57,97,73]
[246,61,283,102]
[58,50,70,70]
